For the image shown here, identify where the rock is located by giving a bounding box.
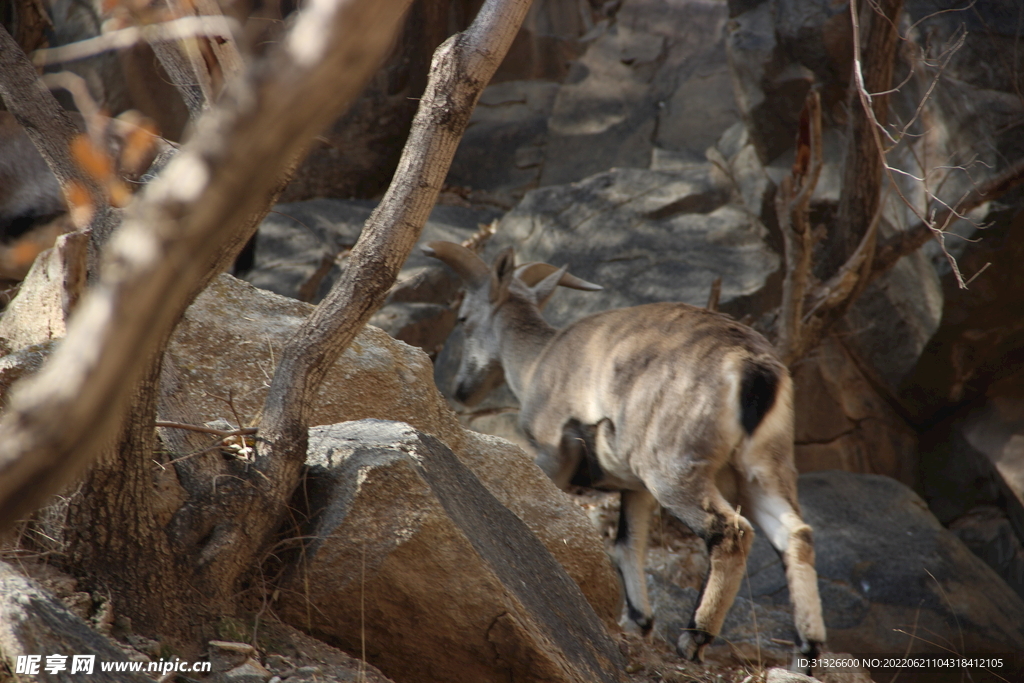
[725,0,799,165]
[0,113,66,242]
[790,336,917,483]
[0,561,151,683]
[242,198,372,301]
[900,198,1024,422]
[0,231,88,350]
[368,302,455,355]
[841,246,944,395]
[219,659,272,683]
[243,199,500,305]
[446,80,561,199]
[277,420,625,683]
[485,165,774,328]
[161,274,621,627]
[447,0,739,196]
[803,472,1024,656]
[208,641,259,672]
[765,669,815,683]
[917,394,1024,580]
[949,506,1024,603]
[647,471,1024,670]
[255,620,396,683]
[492,0,593,84]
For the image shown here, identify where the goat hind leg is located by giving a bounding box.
[741,477,826,656]
[611,488,658,632]
[667,489,754,662]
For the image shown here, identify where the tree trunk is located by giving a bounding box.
[826,0,903,277]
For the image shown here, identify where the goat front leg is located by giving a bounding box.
[611,488,659,632]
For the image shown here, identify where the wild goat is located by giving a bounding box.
[424,241,826,662]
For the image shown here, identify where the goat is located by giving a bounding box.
[424,240,826,663]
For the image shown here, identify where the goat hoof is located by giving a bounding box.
[626,605,653,635]
[677,629,713,663]
[793,640,824,674]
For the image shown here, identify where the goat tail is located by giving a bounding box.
[738,359,782,436]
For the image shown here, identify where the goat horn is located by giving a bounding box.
[422,241,489,286]
[515,262,603,291]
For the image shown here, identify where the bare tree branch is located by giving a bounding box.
[150,0,247,120]
[30,15,240,66]
[0,0,413,532]
[870,156,1024,281]
[777,91,824,364]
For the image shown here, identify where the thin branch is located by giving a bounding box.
[31,15,242,66]
[155,421,257,437]
[705,277,722,313]
[870,157,1024,281]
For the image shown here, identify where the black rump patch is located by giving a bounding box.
[739,361,778,435]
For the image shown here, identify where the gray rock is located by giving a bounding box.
[254,620,397,683]
[447,0,739,196]
[0,561,151,683]
[0,231,88,350]
[368,302,455,355]
[918,396,1024,582]
[244,200,501,304]
[446,80,560,198]
[486,165,775,328]
[839,233,944,395]
[790,335,918,483]
[277,420,625,683]
[950,505,1024,603]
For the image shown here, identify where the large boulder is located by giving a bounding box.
[790,336,917,483]
[484,165,776,327]
[277,420,625,683]
[446,0,740,197]
[647,471,1024,670]
[160,273,622,628]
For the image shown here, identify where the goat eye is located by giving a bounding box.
[457,316,467,325]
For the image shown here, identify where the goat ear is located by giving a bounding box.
[489,247,516,305]
[532,265,568,309]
